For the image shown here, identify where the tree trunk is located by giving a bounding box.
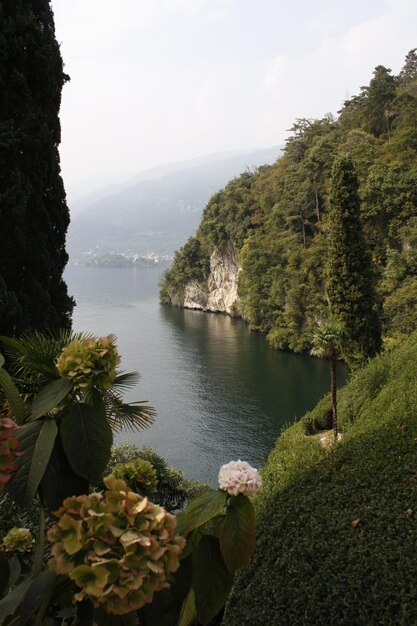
[330,356,338,439]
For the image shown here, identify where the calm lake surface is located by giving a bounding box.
[65,265,347,484]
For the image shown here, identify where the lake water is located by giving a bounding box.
[65,265,346,484]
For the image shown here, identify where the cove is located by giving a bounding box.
[65,265,347,484]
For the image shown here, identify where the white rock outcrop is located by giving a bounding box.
[183,242,240,315]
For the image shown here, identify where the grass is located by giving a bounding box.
[223,332,417,626]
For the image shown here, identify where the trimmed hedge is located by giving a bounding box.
[223,332,417,626]
[300,393,333,434]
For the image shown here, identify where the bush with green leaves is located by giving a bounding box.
[112,458,158,495]
[300,393,333,435]
[109,442,209,512]
[223,330,417,626]
[0,332,260,626]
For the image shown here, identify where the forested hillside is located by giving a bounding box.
[161,50,417,353]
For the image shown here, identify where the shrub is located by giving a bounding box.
[223,331,417,626]
[300,394,332,434]
[109,443,209,512]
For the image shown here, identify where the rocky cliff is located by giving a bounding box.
[181,243,240,315]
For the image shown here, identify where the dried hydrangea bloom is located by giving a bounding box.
[2,527,33,553]
[218,460,262,497]
[0,418,20,492]
[112,459,158,496]
[47,475,185,615]
[56,336,121,390]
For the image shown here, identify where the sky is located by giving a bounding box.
[51,0,417,198]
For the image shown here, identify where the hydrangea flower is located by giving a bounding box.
[2,527,33,553]
[0,418,20,492]
[112,459,158,496]
[56,336,121,390]
[218,460,262,497]
[47,475,185,615]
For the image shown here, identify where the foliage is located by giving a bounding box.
[326,157,381,359]
[0,331,156,435]
[300,393,332,435]
[0,337,259,625]
[160,237,210,305]
[310,318,347,437]
[223,330,417,626]
[310,318,346,361]
[161,51,417,353]
[0,0,73,335]
[47,474,185,615]
[109,442,209,512]
[112,459,158,496]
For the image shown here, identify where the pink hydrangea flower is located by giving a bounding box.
[218,460,262,497]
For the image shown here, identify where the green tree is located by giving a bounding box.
[398,48,417,92]
[0,0,73,335]
[310,319,345,439]
[364,65,396,137]
[326,156,381,359]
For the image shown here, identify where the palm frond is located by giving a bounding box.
[102,387,156,433]
[310,319,346,360]
[112,371,141,391]
[0,330,90,381]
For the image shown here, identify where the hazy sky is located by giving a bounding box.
[51,0,417,195]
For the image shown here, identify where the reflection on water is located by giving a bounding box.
[65,266,347,483]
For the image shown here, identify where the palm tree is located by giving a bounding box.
[310,319,346,440]
[0,330,156,432]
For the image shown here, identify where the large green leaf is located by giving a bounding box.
[183,490,227,535]
[7,421,44,507]
[0,352,4,368]
[0,579,32,623]
[61,403,112,483]
[192,535,234,626]
[220,494,256,572]
[0,367,26,424]
[31,379,73,419]
[7,556,21,589]
[0,554,10,596]
[178,589,198,626]
[92,608,139,625]
[180,528,203,559]
[26,420,58,506]
[40,433,89,512]
[7,420,57,507]
[17,570,58,626]
[139,589,178,626]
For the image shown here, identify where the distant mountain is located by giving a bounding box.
[67,147,281,262]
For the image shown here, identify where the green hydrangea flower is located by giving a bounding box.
[2,527,33,553]
[56,336,121,391]
[112,460,158,495]
[47,475,185,615]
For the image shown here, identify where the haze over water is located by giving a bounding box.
[65,265,346,484]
